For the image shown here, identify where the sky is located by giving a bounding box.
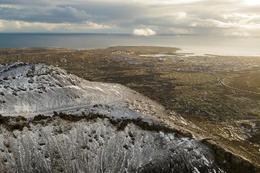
[0,0,260,36]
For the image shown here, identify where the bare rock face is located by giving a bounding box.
[0,63,224,173]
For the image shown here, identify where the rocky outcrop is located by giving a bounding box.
[0,63,224,173]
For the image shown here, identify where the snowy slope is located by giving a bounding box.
[0,63,224,173]
[0,62,163,119]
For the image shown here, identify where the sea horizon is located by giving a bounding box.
[1,33,260,56]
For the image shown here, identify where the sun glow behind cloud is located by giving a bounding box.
[243,0,260,5]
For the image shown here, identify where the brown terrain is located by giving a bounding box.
[0,46,260,172]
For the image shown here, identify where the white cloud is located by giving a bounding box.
[0,20,111,32]
[229,31,251,37]
[133,28,156,36]
[132,0,204,5]
[169,27,193,34]
[0,4,21,9]
[243,0,260,5]
[0,22,3,30]
[176,12,187,19]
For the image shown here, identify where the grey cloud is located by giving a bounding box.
[0,0,260,35]
[0,1,144,24]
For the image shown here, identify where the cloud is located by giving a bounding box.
[132,0,205,5]
[169,27,194,34]
[229,31,251,37]
[0,21,3,30]
[133,28,156,36]
[0,19,111,32]
[242,0,260,5]
[0,0,259,36]
[0,4,21,9]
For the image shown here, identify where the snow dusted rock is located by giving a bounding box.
[0,63,224,173]
[0,62,163,119]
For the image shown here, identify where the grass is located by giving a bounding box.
[225,70,260,94]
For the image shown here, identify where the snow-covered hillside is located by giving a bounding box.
[0,63,224,173]
[0,62,163,119]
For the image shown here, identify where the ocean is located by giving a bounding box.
[0,33,260,56]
